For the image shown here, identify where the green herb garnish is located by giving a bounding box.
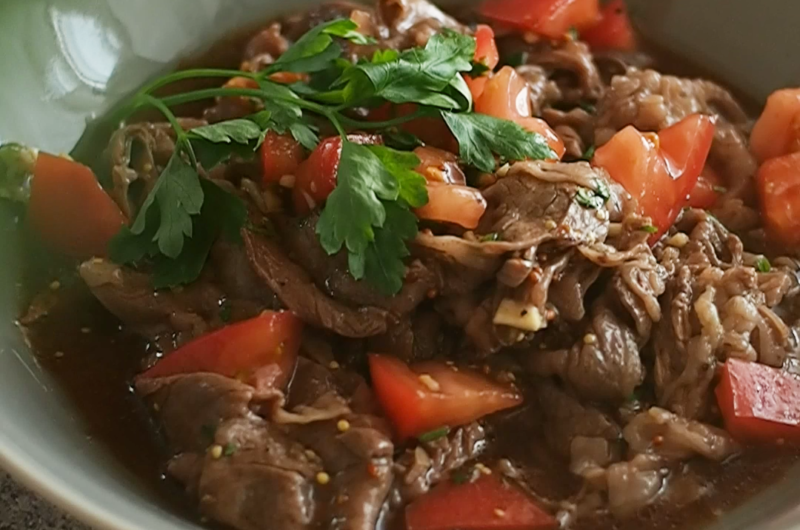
[479,232,500,242]
[223,442,238,457]
[581,145,596,161]
[713,185,728,194]
[640,224,659,234]
[104,19,556,294]
[451,469,471,484]
[755,256,772,273]
[418,426,451,443]
[575,179,611,210]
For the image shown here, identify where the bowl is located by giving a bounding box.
[2,1,800,529]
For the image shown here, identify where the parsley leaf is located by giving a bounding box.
[418,426,451,443]
[640,224,659,234]
[367,146,427,208]
[364,201,419,295]
[755,256,772,273]
[339,30,475,109]
[188,119,262,144]
[575,179,611,210]
[581,145,596,161]
[441,112,557,173]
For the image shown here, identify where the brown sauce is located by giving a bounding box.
[22,8,800,530]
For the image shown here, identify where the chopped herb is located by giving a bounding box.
[418,426,451,443]
[0,143,37,203]
[713,185,728,194]
[480,232,501,242]
[219,299,233,323]
[755,257,772,273]
[575,179,611,210]
[451,469,471,484]
[579,101,596,114]
[567,26,580,41]
[640,224,659,234]
[581,145,596,161]
[223,442,238,457]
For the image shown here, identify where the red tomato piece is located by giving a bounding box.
[716,359,800,444]
[28,153,127,259]
[293,134,383,214]
[261,131,303,184]
[465,75,489,102]
[414,184,488,229]
[474,24,500,70]
[368,354,522,440]
[405,474,557,530]
[688,166,725,209]
[139,311,303,393]
[757,151,800,247]
[478,0,600,41]
[515,117,566,160]
[476,66,531,121]
[593,114,715,237]
[414,146,467,185]
[580,0,635,51]
[750,88,800,163]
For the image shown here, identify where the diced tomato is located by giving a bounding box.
[688,166,725,209]
[405,474,557,530]
[478,0,600,41]
[268,71,310,84]
[515,117,566,160]
[292,134,383,214]
[475,66,531,121]
[593,114,715,237]
[414,146,467,185]
[139,311,302,393]
[414,184,487,229]
[465,75,490,102]
[757,151,800,247]
[580,0,635,51]
[368,354,522,439]
[716,359,800,444]
[261,132,303,184]
[28,153,126,259]
[370,103,458,153]
[474,25,500,70]
[750,88,800,163]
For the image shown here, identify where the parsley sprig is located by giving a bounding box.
[107,19,556,294]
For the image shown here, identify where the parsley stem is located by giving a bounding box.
[141,94,198,166]
[138,68,259,96]
[336,109,428,130]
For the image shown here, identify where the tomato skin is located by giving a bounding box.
[414,146,467,185]
[28,153,126,259]
[474,24,500,70]
[139,311,303,393]
[750,89,800,163]
[581,0,635,50]
[476,66,531,121]
[688,166,724,209]
[414,184,488,229]
[261,132,304,184]
[405,475,557,530]
[593,114,715,237]
[368,354,522,440]
[515,117,566,161]
[716,359,800,444]
[478,0,600,40]
[757,151,800,247]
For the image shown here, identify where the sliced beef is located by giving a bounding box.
[393,423,487,502]
[653,212,798,419]
[594,68,756,201]
[138,357,394,530]
[106,119,206,219]
[377,0,465,47]
[278,215,436,316]
[526,40,604,104]
[243,229,389,338]
[79,259,224,347]
[516,64,563,116]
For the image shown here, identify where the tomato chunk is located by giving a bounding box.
[139,311,302,393]
[478,0,600,40]
[580,0,635,50]
[414,146,467,185]
[750,88,800,163]
[368,354,522,439]
[593,114,715,237]
[476,66,531,121]
[414,184,487,229]
[28,153,127,259]
[406,474,557,530]
[261,131,303,184]
[757,151,800,247]
[688,166,725,209]
[716,359,800,444]
[516,117,566,160]
[474,24,500,70]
